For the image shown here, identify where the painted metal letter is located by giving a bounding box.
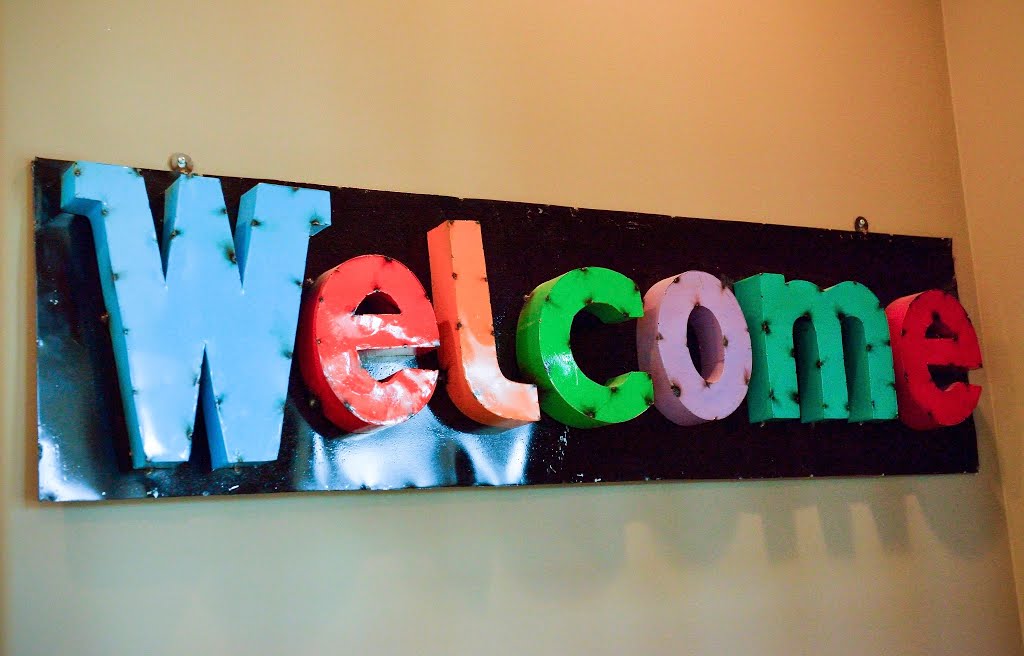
[886,290,982,429]
[733,274,897,423]
[637,271,752,425]
[298,255,440,433]
[516,267,653,428]
[61,161,329,469]
[427,220,540,427]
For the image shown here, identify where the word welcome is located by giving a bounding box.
[61,162,983,470]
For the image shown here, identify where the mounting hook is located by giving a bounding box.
[168,153,195,175]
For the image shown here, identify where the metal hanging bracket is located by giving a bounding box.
[168,152,195,176]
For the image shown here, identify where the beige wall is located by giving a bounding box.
[943,0,1024,635]
[2,1,1020,654]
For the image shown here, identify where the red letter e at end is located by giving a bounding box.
[887,290,982,430]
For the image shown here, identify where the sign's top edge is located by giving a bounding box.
[32,157,954,246]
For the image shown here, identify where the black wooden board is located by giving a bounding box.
[33,158,978,502]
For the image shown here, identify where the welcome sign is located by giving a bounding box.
[34,158,981,502]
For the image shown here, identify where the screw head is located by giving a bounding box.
[169,152,194,175]
[854,216,869,235]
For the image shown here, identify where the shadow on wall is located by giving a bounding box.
[44,410,1006,611]
[469,411,1005,600]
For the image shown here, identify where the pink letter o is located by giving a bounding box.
[637,271,752,425]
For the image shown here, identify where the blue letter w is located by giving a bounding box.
[61,161,330,469]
